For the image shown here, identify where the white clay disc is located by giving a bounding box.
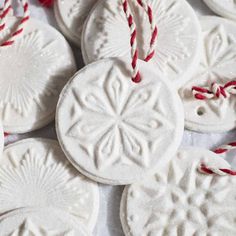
[54,0,97,46]
[180,16,236,132]
[203,0,236,21]
[120,148,236,236]
[0,121,3,156]
[81,0,201,88]
[56,57,184,185]
[0,17,77,133]
[0,138,99,230]
[0,207,91,235]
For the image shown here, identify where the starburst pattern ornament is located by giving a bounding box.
[180,17,236,132]
[0,207,90,236]
[121,148,236,236]
[82,0,201,87]
[56,57,184,185]
[0,138,99,230]
[0,17,76,133]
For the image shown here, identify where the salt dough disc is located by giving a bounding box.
[203,0,236,21]
[180,16,236,132]
[0,17,77,133]
[81,0,201,88]
[120,148,236,236]
[0,122,3,156]
[0,207,91,236]
[0,138,99,230]
[54,0,97,46]
[56,57,184,185]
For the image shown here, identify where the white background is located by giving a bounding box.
[3,0,236,235]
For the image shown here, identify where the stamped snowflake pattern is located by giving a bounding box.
[89,0,191,75]
[0,149,90,222]
[67,66,174,170]
[9,219,75,236]
[0,31,63,117]
[126,153,236,236]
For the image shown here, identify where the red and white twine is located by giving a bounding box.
[192,81,236,100]
[199,142,236,176]
[136,0,158,62]
[1,0,30,47]
[122,0,140,83]
[121,0,158,83]
[0,0,12,32]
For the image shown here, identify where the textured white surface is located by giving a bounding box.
[121,148,236,236]
[180,16,236,132]
[3,0,236,236]
[82,0,202,88]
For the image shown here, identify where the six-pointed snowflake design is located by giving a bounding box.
[0,31,63,117]
[67,67,174,170]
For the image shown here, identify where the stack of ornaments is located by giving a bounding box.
[0,0,235,235]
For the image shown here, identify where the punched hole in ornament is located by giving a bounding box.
[196,107,206,116]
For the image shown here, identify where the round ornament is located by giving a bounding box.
[203,0,236,21]
[0,17,77,133]
[180,16,236,132]
[0,207,91,236]
[81,0,201,88]
[54,0,97,46]
[0,138,99,230]
[56,57,184,185]
[120,148,236,236]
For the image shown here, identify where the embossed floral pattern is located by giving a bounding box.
[67,66,174,170]
[0,149,90,221]
[0,31,62,117]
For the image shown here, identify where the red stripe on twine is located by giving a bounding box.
[0,0,30,47]
[38,0,54,8]
[200,142,236,176]
[192,80,236,100]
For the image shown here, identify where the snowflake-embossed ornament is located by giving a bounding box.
[56,57,184,185]
[180,16,236,132]
[121,148,236,236]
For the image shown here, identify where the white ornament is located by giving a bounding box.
[54,0,97,46]
[0,17,77,133]
[180,16,236,132]
[120,148,236,236]
[203,0,236,21]
[0,207,91,236]
[0,138,99,230]
[81,0,201,88]
[56,57,184,185]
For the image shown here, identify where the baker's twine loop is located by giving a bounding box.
[0,0,12,32]
[0,0,30,47]
[199,142,236,176]
[122,0,158,83]
[192,81,236,100]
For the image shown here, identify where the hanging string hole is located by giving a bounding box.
[196,107,206,116]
